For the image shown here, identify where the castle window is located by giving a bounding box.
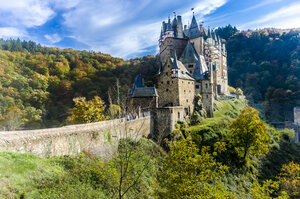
[166,72,168,75]
[172,81,173,83]
[182,81,184,83]
[166,89,169,92]
[188,64,193,68]
[186,99,188,103]
[188,82,190,84]
[184,90,186,92]
[189,90,191,93]
[161,81,163,84]
[196,85,199,89]
[205,84,208,89]
[178,112,180,119]
[167,81,170,84]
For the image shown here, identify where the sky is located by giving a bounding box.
[0,0,299,59]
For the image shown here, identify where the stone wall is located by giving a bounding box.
[0,116,152,158]
[159,37,187,65]
[152,106,184,142]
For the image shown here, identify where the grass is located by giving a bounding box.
[0,138,165,199]
[0,151,65,198]
[189,99,247,132]
[189,99,247,147]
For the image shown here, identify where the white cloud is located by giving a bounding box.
[181,0,227,24]
[0,27,26,38]
[95,21,161,58]
[240,2,300,29]
[44,34,62,43]
[61,0,227,58]
[0,0,55,28]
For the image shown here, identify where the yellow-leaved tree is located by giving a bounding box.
[156,136,235,198]
[277,161,300,198]
[69,96,108,124]
[227,106,269,161]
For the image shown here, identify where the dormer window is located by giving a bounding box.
[171,69,178,78]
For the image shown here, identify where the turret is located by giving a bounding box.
[171,52,179,78]
[165,16,174,38]
[176,16,184,38]
[172,15,178,38]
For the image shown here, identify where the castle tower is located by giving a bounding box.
[188,14,204,56]
[159,15,188,65]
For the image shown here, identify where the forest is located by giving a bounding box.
[0,39,159,129]
[0,26,299,129]
[217,26,300,122]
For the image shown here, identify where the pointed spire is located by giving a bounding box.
[188,15,201,38]
[212,29,218,41]
[190,15,198,29]
[167,16,172,31]
[208,27,212,38]
[130,74,144,94]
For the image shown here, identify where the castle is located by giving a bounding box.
[129,13,229,137]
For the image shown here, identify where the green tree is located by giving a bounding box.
[69,96,108,124]
[157,136,234,198]
[250,180,288,199]
[227,106,269,161]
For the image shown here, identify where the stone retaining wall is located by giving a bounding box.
[0,116,152,157]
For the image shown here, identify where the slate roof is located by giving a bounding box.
[193,55,208,81]
[172,52,179,69]
[187,15,201,39]
[170,57,194,81]
[132,87,158,97]
[179,41,199,64]
[129,74,144,95]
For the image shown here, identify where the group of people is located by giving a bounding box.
[125,111,150,121]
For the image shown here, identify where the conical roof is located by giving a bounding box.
[188,15,201,38]
[179,41,199,64]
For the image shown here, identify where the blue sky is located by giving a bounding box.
[0,0,299,59]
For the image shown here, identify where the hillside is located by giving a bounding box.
[0,99,299,198]
[0,39,159,130]
[1,27,300,129]
[218,27,300,122]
